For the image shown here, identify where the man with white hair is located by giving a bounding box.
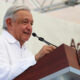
[0,5,55,80]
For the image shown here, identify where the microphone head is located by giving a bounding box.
[32,33,37,37]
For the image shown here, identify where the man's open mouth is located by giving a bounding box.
[23,31,30,35]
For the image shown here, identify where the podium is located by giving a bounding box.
[14,44,80,80]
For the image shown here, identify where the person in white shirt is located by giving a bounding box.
[0,5,55,80]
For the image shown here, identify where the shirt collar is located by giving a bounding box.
[1,30,27,49]
[2,30,19,44]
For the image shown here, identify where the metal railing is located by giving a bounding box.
[1,0,80,12]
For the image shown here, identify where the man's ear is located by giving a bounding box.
[6,18,12,28]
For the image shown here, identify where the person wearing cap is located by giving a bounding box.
[0,5,55,80]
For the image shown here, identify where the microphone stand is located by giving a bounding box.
[38,37,57,47]
[32,33,57,48]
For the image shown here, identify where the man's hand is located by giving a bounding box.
[35,45,56,61]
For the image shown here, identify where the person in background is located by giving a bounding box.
[0,5,56,80]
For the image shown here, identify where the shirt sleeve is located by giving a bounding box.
[0,43,36,80]
[8,55,36,80]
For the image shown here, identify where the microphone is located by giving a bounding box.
[32,32,57,47]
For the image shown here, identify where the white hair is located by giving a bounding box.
[3,5,30,30]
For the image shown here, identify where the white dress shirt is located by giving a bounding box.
[0,30,36,80]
